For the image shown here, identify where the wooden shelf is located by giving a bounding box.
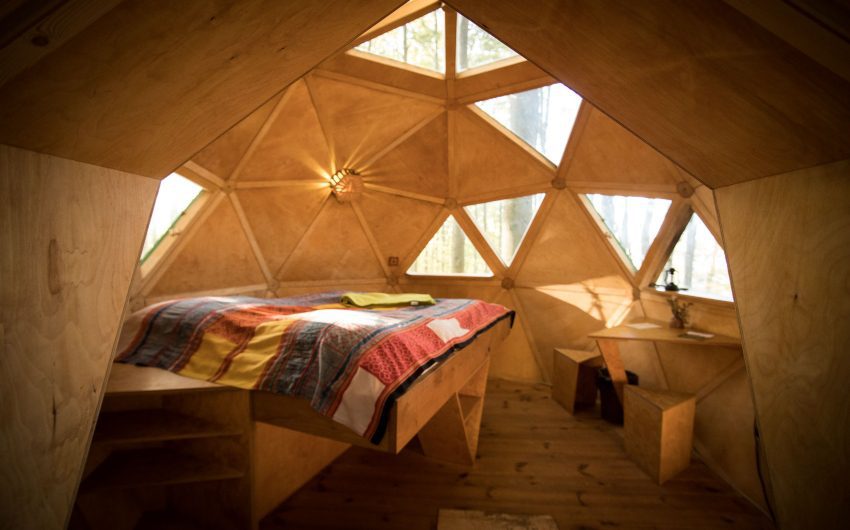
[81,448,244,491]
[93,409,242,445]
[588,319,741,348]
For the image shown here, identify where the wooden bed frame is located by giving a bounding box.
[76,318,510,529]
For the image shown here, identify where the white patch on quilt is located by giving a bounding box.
[332,367,386,436]
[427,318,468,343]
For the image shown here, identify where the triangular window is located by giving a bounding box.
[456,14,518,72]
[140,173,204,262]
[464,194,544,266]
[583,194,671,271]
[656,214,733,301]
[474,84,582,164]
[408,215,493,276]
[354,10,445,73]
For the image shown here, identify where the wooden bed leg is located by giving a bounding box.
[418,360,490,466]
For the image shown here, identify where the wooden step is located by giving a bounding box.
[93,409,242,445]
[82,448,244,491]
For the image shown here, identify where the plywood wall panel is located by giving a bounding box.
[277,201,386,281]
[565,107,680,189]
[309,76,443,169]
[150,198,265,295]
[516,191,627,287]
[696,368,766,511]
[239,81,331,181]
[0,145,157,529]
[655,343,741,395]
[238,188,330,273]
[715,159,850,529]
[360,191,443,267]
[366,113,449,197]
[453,108,554,200]
[448,0,850,188]
[0,0,405,177]
[191,94,280,180]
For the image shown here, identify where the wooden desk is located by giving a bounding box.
[588,320,742,403]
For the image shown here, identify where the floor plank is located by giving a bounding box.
[261,380,774,530]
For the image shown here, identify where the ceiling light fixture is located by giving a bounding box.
[329,168,363,203]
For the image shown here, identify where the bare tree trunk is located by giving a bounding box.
[684,222,696,287]
[458,17,468,70]
[451,221,466,273]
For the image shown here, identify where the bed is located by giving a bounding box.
[114,291,514,463]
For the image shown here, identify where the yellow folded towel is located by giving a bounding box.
[341,292,436,308]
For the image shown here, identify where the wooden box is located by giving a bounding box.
[624,386,696,484]
[552,348,602,414]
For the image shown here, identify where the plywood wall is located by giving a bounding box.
[0,145,157,529]
[716,159,850,528]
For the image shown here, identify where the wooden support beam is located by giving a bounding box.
[303,75,337,170]
[696,357,745,402]
[351,0,442,47]
[234,180,328,190]
[507,190,557,279]
[139,192,226,296]
[454,59,554,105]
[182,161,226,190]
[555,101,593,182]
[273,194,332,280]
[444,7,458,100]
[228,192,275,286]
[399,207,450,273]
[317,52,446,102]
[351,202,391,278]
[464,105,556,174]
[363,183,446,205]
[453,209,507,278]
[508,289,548,382]
[634,200,693,289]
[312,68,446,106]
[359,109,444,169]
[227,86,294,183]
[457,182,552,207]
[144,283,270,305]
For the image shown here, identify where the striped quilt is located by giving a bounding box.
[116,292,513,443]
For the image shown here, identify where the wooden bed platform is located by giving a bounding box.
[75,318,510,529]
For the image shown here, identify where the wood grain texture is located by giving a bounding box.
[447,0,850,188]
[715,159,850,529]
[238,80,332,181]
[150,197,265,295]
[318,52,446,101]
[0,145,157,529]
[0,0,405,177]
[264,380,774,530]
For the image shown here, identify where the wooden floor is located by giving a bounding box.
[261,380,774,530]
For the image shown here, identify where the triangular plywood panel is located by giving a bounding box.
[308,75,442,168]
[360,191,443,265]
[366,113,449,197]
[656,343,741,395]
[192,94,281,179]
[565,107,680,188]
[277,200,386,281]
[238,187,330,273]
[240,80,331,181]
[150,198,265,295]
[514,286,632,378]
[454,108,553,200]
[516,191,626,286]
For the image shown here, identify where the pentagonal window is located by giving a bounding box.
[474,84,582,164]
[583,194,672,271]
[464,194,544,266]
[408,215,492,276]
[141,173,204,262]
[354,10,445,74]
[456,14,518,72]
[656,214,733,301]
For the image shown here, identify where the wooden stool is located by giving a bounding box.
[624,386,696,484]
[552,348,602,414]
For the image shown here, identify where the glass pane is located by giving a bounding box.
[475,84,582,163]
[355,10,445,73]
[456,14,518,72]
[584,194,672,270]
[141,173,204,262]
[408,216,492,276]
[464,194,544,266]
[657,214,733,301]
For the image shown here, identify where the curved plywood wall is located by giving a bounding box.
[137,34,766,510]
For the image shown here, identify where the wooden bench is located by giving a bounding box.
[551,348,602,414]
[624,385,696,484]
